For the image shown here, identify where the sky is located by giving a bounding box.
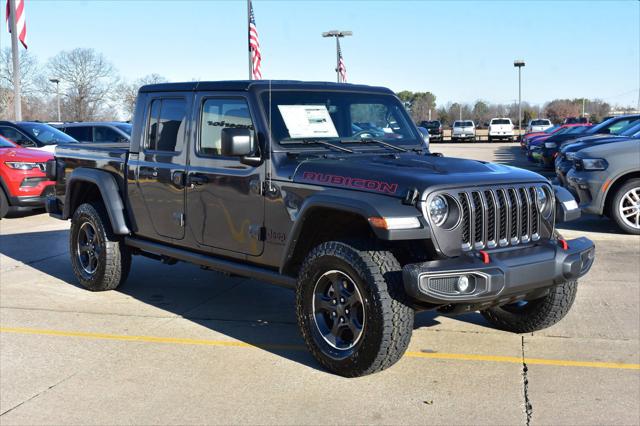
[1,0,639,108]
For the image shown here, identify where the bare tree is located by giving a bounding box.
[0,48,43,119]
[117,74,167,120]
[48,48,119,121]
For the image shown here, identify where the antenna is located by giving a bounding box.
[267,79,273,192]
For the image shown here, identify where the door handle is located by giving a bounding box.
[187,173,209,188]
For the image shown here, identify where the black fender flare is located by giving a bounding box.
[279,190,429,274]
[64,168,130,235]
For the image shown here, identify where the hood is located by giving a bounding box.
[561,135,628,153]
[292,153,545,197]
[0,147,53,162]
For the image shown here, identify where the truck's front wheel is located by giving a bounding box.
[480,280,578,333]
[70,202,131,291]
[296,241,414,377]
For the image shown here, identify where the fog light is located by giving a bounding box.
[456,275,470,292]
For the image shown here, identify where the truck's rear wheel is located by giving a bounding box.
[480,280,577,333]
[70,202,131,291]
[296,241,414,377]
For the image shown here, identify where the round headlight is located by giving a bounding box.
[535,187,552,218]
[429,195,449,226]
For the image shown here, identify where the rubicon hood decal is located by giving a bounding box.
[301,172,398,194]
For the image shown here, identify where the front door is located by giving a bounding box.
[133,94,191,241]
[185,94,264,256]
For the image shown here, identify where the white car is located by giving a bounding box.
[527,119,553,133]
[451,120,476,142]
[488,118,514,142]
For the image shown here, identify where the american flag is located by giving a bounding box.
[248,1,262,80]
[337,39,347,83]
[5,0,27,49]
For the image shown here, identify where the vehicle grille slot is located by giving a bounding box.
[529,187,539,236]
[508,188,519,240]
[519,187,530,241]
[471,192,484,247]
[459,193,471,249]
[497,189,508,242]
[484,190,496,245]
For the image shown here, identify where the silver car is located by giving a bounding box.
[451,120,476,142]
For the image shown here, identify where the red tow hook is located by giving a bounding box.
[558,239,569,250]
[478,250,490,264]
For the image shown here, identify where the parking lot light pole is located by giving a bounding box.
[322,30,352,82]
[49,78,61,122]
[514,60,525,138]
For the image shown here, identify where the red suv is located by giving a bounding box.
[0,135,55,218]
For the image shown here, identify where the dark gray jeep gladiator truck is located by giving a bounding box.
[46,81,595,377]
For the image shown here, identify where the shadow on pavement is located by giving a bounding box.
[0,229,501,373]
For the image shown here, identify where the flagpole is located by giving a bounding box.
[335,37,340,83]
[247,0,252,80]
[8,0,22,120]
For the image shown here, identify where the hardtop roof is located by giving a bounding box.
[138,80,395,95]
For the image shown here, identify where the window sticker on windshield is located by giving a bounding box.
[277,105,339,138]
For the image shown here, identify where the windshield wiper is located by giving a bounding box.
[340,137,408,152]
[282,138,354,153]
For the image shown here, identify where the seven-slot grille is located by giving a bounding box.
[457,185,543,251]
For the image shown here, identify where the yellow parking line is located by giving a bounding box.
[1,326,638,371]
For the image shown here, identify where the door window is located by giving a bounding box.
[146,98,187,152]
[198,98,254,157]
[65,126,93,142]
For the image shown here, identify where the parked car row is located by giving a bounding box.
[543,114,640,235]
[0,120,131,217]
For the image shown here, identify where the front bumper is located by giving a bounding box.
[403,238,595,305]
[566,169,607,215]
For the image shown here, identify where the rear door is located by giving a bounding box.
[132,94,191,241]
[185,94,264,256]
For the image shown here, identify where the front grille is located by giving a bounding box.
[457,185,543,251]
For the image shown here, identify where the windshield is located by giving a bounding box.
[18,123,77,145]
[543,125,560,133]
[115,123,132,135]
[566,126,589,134]
[261,91,422,149]
[531,119,550,126]
[587,116,640,135]
[0,136,16,148]
[491,119,511,125]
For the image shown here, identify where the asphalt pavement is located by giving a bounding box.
[0,142,638,425]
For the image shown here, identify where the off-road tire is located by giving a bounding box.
[296,241,414,377]
[0,188,9,218]
[480,280,578,333]
[70,202,131,291]
[609,179,640,235]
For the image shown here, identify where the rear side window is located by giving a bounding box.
[65,126,92,142]
[94,126,123,142]
[146,98,187,152]
[199,98,254,157]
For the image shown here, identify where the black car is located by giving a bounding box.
[46,80,594,377]
[540,114,640,168]
[55,122,131,143]
[418,120,443,141]
[555,121,640,187]
[0,121,77,151]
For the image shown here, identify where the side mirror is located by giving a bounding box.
[221,128,254,157]
[417,127,430,151]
